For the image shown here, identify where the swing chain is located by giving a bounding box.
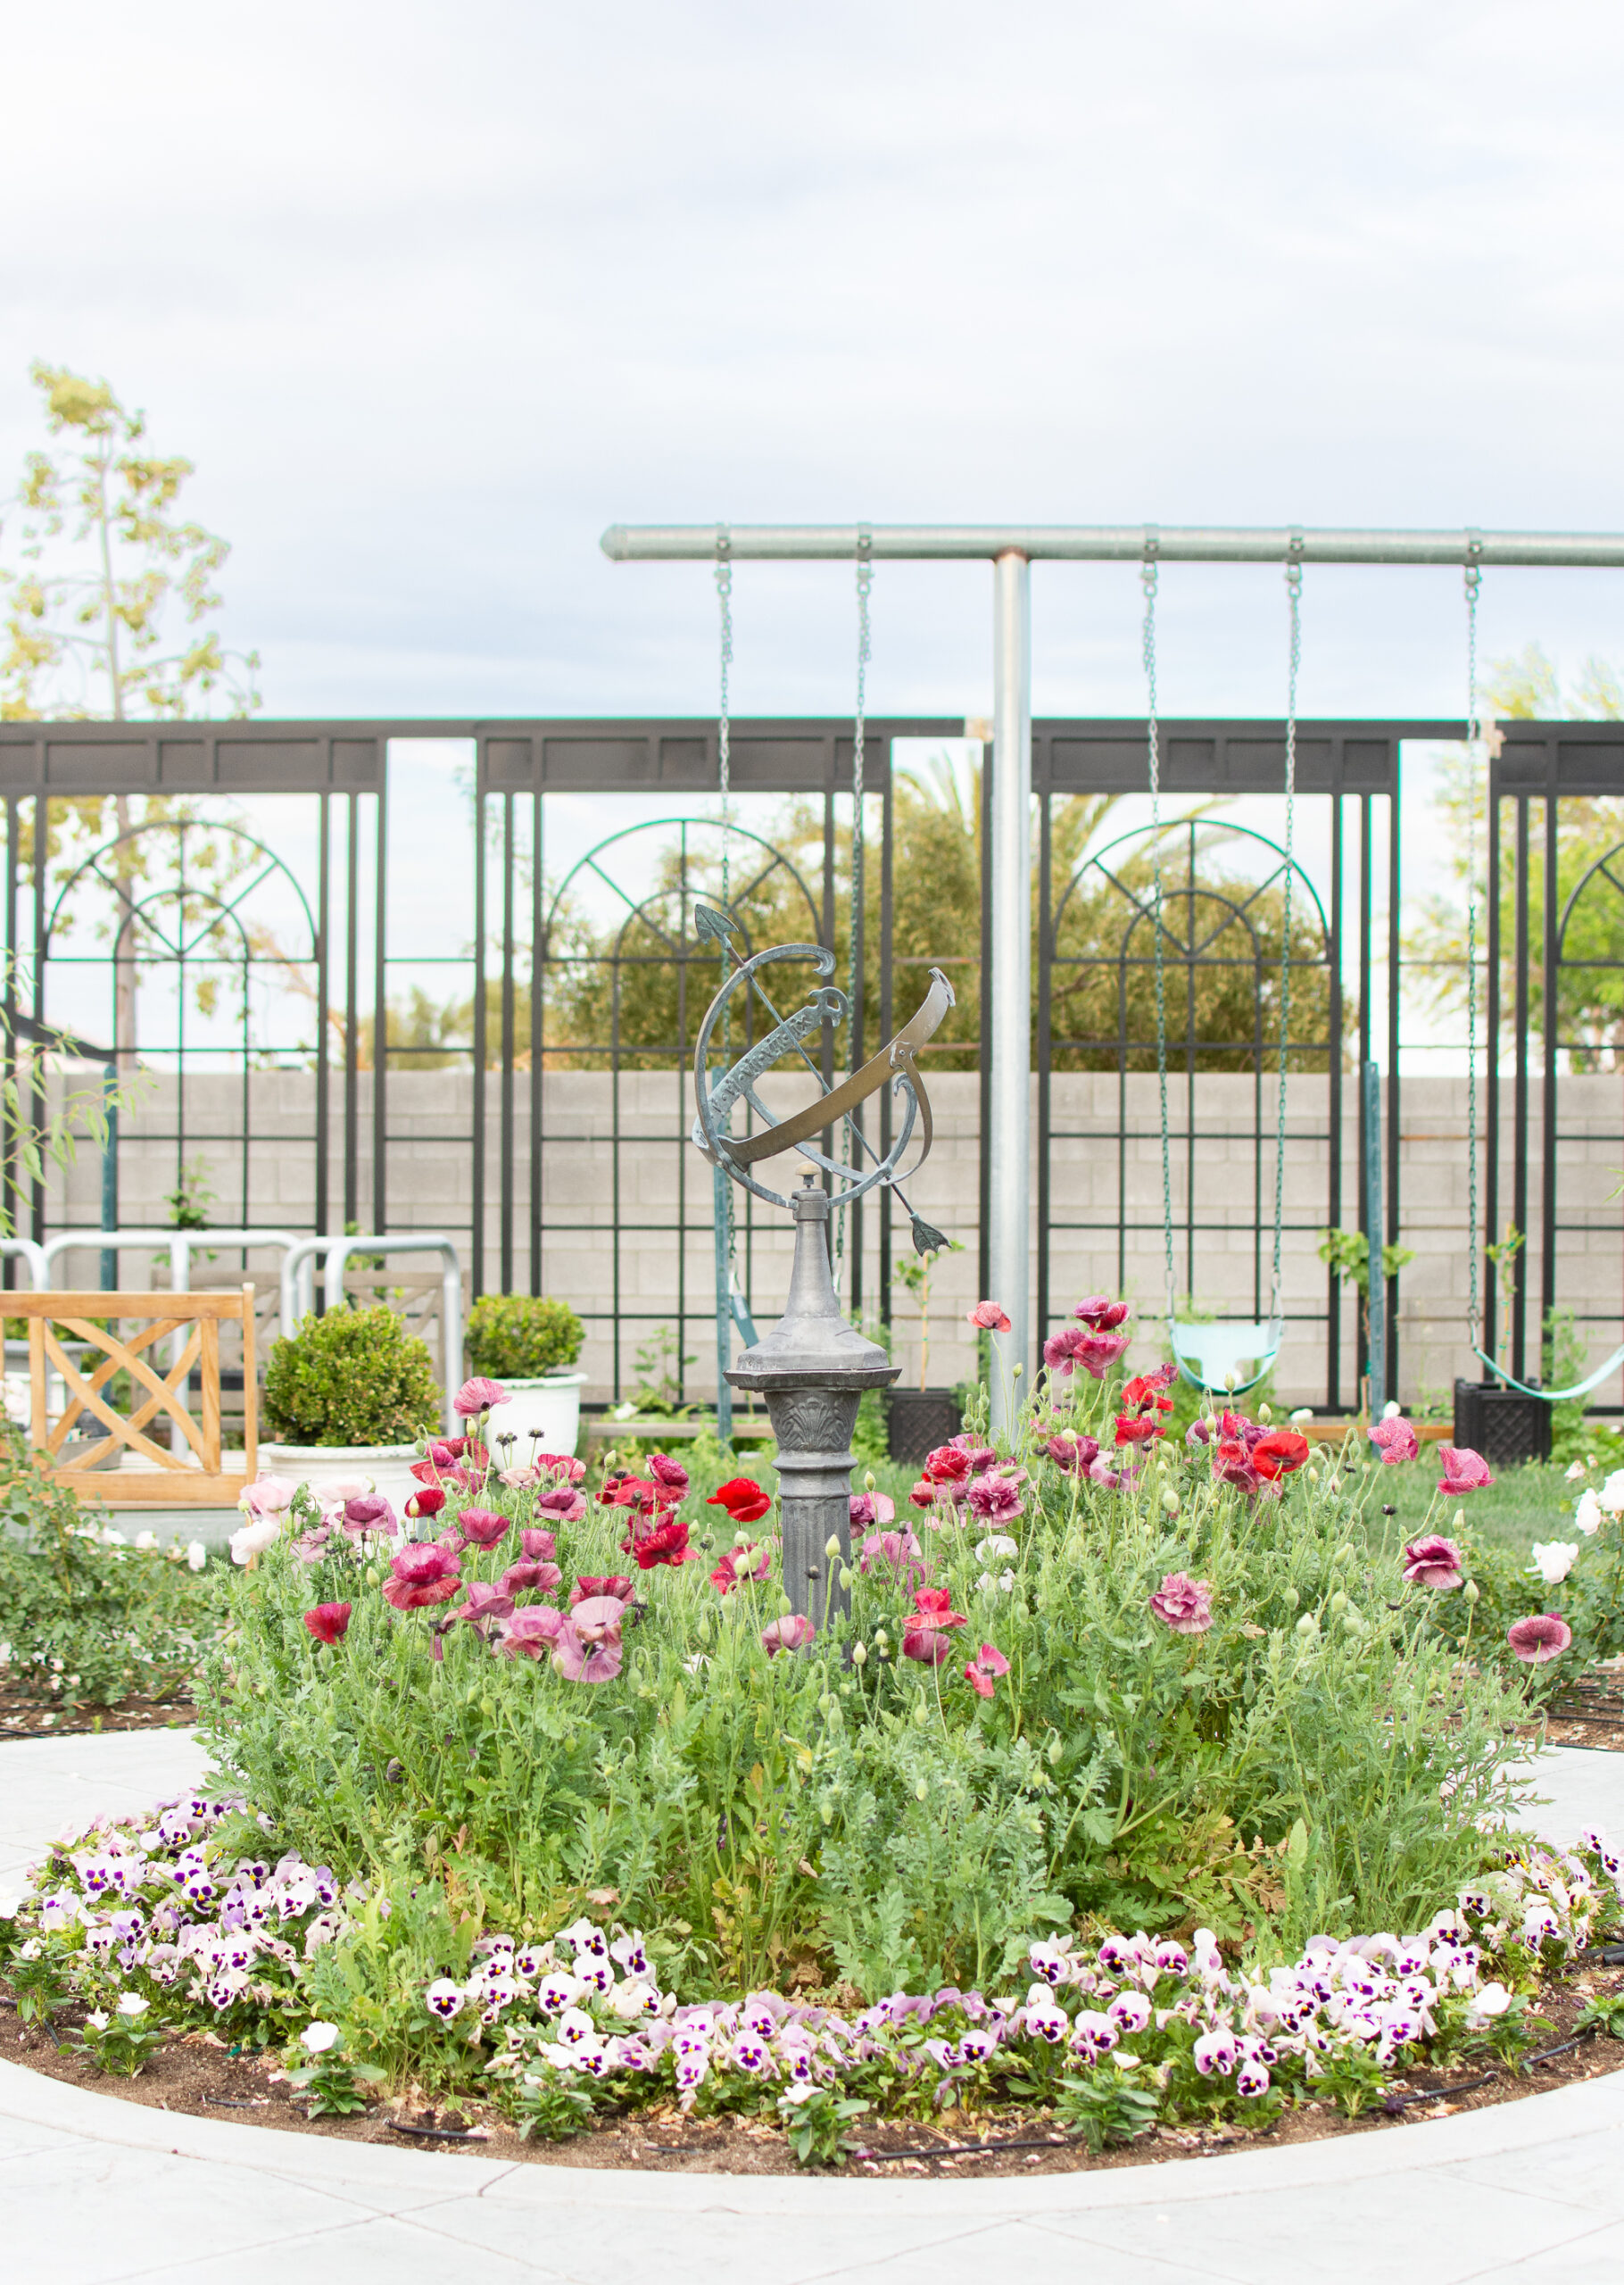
[1467,559,1481,1339]
[852,532,872,1071]
[715,527,740,1300]
[1272,559,1302,1314]
[1143,556,1178,1321]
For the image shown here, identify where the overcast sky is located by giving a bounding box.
[4,1,1623,726]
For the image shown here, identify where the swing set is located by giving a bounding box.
[607,519,1624,1423]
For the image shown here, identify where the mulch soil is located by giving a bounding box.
[4,1967,1622,2178]
[0,1680,196,1740]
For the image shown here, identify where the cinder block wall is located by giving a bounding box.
[34,1070,1623,1413]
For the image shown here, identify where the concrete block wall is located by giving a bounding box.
[30,1067,1624,1413]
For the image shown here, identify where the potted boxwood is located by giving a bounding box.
[466,1293,587,1458]
[261,1305,441,1506]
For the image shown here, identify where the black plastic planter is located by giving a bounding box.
[887,1388,964,1467]
[1452,1377,1552,1469]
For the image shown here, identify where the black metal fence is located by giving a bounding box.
[2,713,1619,1410]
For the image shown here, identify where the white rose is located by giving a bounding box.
[1565,1459,1591,1481]
[134,1532,158,1551]
[1575,1490,1603,1537]
[1600,1470,1624,1518]
[299,2020,342,2054]
[186,1541,208,1571]
[1529,1541,1579,1586]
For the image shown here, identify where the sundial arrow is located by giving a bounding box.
[693,902,741,944]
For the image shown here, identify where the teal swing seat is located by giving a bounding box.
[1471,1342,1624,1406]
[1170,1319,1283,1399]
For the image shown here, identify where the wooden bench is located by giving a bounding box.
[16,1285,258,1505]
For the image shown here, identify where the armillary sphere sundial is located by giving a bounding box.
[690,904,956,1629]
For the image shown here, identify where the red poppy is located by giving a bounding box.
[455,1506,512,1549]
[628,1516,701,1569]
[1251,1431,1310,1481]
[1114,1413,1165,1447]
[405,1485,446,1520]
[708,1476,773,1525]
[302,1601,352,1645]
[1122,1366,1177,1417]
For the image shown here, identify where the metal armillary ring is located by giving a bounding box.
[689,904,956,1631]
[690,904,955,1249]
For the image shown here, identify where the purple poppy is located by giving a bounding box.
[1507,1612,1572,1665]
[1149,1571,1214,1634]
[1402,1535,1464,1591]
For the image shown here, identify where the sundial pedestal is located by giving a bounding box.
[725,1177,898,1632]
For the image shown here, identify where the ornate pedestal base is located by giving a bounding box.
[725,1177,897,1630]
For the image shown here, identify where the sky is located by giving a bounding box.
[4,0,1624,728]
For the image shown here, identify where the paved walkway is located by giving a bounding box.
[3,1732,1623,2282]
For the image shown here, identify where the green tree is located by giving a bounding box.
[0,363,263,1061]
[1406,645,1624,1065]
[542,760,1331,1075]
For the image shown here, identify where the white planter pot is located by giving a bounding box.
[259,1442,424,1509]
[483,1374,586,1460]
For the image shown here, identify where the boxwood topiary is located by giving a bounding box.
[464,1293,584,1381]
[262,1306,441,1448]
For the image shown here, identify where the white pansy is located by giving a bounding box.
[85,2009,110,2031]
[299,2019,341,2053]
[115,1992,149,2018]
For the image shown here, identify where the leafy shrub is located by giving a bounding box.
[262,1306,440,1448]
[0,1423,223,1708]
[465,1294,584,1381]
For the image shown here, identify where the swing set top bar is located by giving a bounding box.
[601,522,1624,569]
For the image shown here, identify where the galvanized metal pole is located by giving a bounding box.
[989,553,1032,1433]
[1363,1060,1386,1415]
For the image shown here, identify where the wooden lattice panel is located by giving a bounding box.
[16,1285,258,1505]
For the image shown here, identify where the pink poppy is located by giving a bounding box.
[709,1543,772,1595]
[1439,1446,1494,1495]
[498,1558,563,1597]
[1073,1294,1131,1331]
[907,1478,939,1510]
[648,1452,691,1500]
[568,1575,634,1607]
[455,1507,512,1550]
[302,1601,352,1646]
[381,1542,462,1610]
[1149,1572,1214,1634]
[446,1580,516,1638]
[240,1475,296,1519]
[963,1641,1010,1699]
[518,1528,558,1560]
[553,1596,626,1683]
[1506,1612,1572,1665]
[858,1529,929,1584]
[965,1473,1024,1522]
[342,1491,398,1536]
[1044,1325,1131,1379]
[534,1451,585,1482]
[1211,1439,1260,1493]
[849,1491,896,1529]
[966,1300,1012,1333]
[1370,1416,1419,1465]
[536,1486,588,1523]
[761,1614,816,1657]
[453,1376,507,1417]
[1402,1535,1464,1591]
[904,1585,967,1664]
[1046,1433,1100,1475]
[496,1605,566,1660]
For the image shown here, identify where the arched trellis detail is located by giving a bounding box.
[1555,838,1624,1072]
[43,816,320,1228]
[1039,815,1335,1355]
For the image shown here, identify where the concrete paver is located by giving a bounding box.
[2,1736,1622,2280]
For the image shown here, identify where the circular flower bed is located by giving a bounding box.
[4,1308,1620,2163]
